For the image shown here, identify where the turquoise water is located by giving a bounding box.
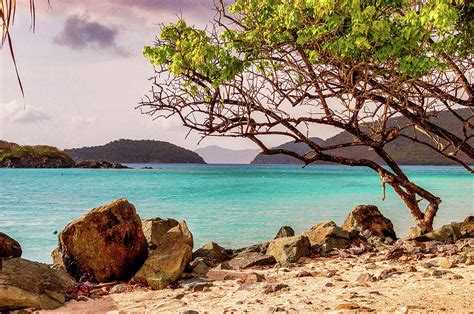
[0,165,472,263]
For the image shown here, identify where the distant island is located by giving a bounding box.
[0,140,75,168]
[252,109,473,165]
[65,139,206,164]
[194,145,259,164]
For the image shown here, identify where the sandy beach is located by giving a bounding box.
[45,242,474,313]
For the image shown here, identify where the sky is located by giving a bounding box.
[0,0,337,150]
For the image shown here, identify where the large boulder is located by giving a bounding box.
[142,217,179,249]
[193,242,229,266]
[412,222,463,242]
[342,205,396,239]
[57,198,148,282]
[0,258,76,310]
[302,221,350,251]
[267,235,310,265]
[134,221,193,290]
[0,232,22,258]
[274,226,295,239]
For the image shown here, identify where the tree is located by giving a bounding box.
[1,0,39,97]
[139,0,473,232]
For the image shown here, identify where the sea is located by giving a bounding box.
[0,164,472,263]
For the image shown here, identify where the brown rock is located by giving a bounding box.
[189,257,210,276]
[356,273,375,283]
[266,235,310,265]
[142,217,179,249]
[438,257,455,269]
[51,247,65,268]
[302,221,350,251]
[343,205,396,239]
[193,242,229,265]
[134,221,193,290]
[414,223,462,242]
[460,216,474,238]
[226,252,276,269]
[274,226,295,239]
[0,258,76,310]
[0,232,22,258]
[206,270,265,282]
[57,199,148,282]
[335,303,360,310]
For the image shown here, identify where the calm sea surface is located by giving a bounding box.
[0,164,472,263]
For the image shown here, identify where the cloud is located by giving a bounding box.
[0,101,51,124]
[54,15,130,57]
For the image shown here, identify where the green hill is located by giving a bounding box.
[65,139,206,164]
[0,141,75,168]
[251,109,473,165]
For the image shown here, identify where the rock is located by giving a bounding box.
[343,205,396,240]
[356,273,375,283]
[335,303,360,310]
[295,271,313,278]
[0,258,76,310]
[226,252,276,269]
[74,160,129,169]
[274,226,295,239]
[263,283,289,294]
[180,278,214,292]
[57,199,148,282]
[141,217,179,249]
[302,221,349,251]
[384,247,406,260]
[377,268,399,280]
[134,221,193,290]
[0,232,22,258]
[206,270,265,283]
[466,255,474,266]
[414,223,462,242]
[232,242,269,255]
[189,257,210,276]
[51,247,65,268]
[460,216,474,238]
[193,242,229,265]
[266,235,310,265]
[109,284,129,294]
[438,257,455,269]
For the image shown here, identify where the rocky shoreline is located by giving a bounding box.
[0,199,473,312]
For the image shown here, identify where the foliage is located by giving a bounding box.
[0,140,75,167]
[139,0,473,230]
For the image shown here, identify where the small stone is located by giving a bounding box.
[431,269,449,277]
[294,271,312,278]
[324,282,334,287]
[466,255,474,266]
[109,284,129,294]
[263,283,289,294]
[452,274,463,280]
[335,303,360,310]
[438,257,455,269]
[357,273,375,283]
[378,268,399,280]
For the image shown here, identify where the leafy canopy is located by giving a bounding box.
[144,0,471,80]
